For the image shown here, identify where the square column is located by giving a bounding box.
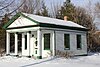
[6,32,10,55]
[27,32,31,57]
[15,33,18,55]
[37,29,42,59]
[52,31,55,56]
[22,33,25,56]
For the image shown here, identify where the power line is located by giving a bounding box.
[0,0,15,10]
[8,0,26,15]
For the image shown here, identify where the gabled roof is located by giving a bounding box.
[23,13,86,28]
[3,12,88,31]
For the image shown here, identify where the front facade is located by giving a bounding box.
[3,12,88,59]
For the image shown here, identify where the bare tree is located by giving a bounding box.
[0,0,15,10]
[19,0,44,14]
[94,2,100,17]
[35,0,49,17]
[50,0,62,18]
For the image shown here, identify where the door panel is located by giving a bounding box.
[30,33,37,57]
[22,33,29,56]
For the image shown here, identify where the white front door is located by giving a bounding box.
[30,32,38,57]
[32,33,38,57]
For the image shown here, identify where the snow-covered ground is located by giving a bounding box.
[0,53,100,67]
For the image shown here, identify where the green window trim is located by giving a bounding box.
[64,34,70,50]
[77,34,82,50]
[44,33,50,50]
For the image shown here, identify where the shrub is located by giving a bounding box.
[56,50,74,58]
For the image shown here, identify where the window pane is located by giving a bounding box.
[64,34,70,49]
[44,33,50,50]
[77,35,81,49]
[25,35,27,50]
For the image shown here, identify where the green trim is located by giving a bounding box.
[3,12,21,29]
[37,56,42,59]
[3,12,88,31]
[44,48,50,50]
[3,12,40,29]
[7,23,88,31]
[39,23,88,31]
[19,13,40,24]
[6,22,88,31]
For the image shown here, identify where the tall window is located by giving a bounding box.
[64,34,70,49]
[77,35,82,49]
[44,33,50,50]
[25,35,27,50]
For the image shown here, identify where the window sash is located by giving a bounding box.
[44,33,50,50]
[25,35,27,50]
[64,34,70,49]
[77,35,82,49]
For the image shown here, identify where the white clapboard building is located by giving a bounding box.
[3,12,88,59]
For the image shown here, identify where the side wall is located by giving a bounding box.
[41,27,87,56]
[56,30,87,55]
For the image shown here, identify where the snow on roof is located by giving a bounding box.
[22,13,86,29]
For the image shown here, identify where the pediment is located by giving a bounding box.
[8,16,37,28]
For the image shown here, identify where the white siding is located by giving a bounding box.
[7,27,40,33]
[8,16,37,28]
[56,30,87,55]
[40,27,87,56]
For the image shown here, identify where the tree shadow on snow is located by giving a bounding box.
[20,57,57,67]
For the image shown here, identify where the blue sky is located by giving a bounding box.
[45,0,100,7]
[71,0,100,6]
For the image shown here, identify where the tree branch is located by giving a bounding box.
[0,0,15,10]
[8,0,26,15]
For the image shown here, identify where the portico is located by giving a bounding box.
[6,28,43,57]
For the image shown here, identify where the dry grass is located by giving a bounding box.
[56,50,74,58]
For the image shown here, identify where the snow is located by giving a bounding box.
[22,13,86,29]
[0,53,100,67]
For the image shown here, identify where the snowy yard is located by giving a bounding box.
[0,53,100,67]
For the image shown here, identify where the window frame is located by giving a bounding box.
[25,35,27,50]
[64,34,70,50]
[44,33,50,50]
[76,34,82,50]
